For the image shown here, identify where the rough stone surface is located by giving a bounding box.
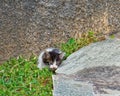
[56,39,120,75]
[75,66,120,94]
[53,39,120,96]
[53,75,94,96]
[0,0,120,63]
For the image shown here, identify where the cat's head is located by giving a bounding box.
[42,48,65,71]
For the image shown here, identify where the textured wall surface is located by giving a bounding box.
[0,0,120,63]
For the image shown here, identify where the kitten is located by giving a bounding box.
[37,48,65,71]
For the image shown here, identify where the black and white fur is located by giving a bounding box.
[37,48,65,71]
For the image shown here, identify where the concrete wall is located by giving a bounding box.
[0,0,120,63]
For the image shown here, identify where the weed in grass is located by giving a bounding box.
[109,34,115,39]
[0,56,53,96]
[60,31,105,58]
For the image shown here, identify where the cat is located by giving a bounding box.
[37,48,65,71]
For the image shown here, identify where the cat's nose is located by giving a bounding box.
[51,67,57,71]
[50,65,58,70]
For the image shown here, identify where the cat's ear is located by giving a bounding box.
[59,52,65,59]
[43,51,50,59]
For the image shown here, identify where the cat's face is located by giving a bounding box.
[42,49,65,71]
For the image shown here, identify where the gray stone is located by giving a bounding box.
[56,39,120,75]
[53,39,120,96]
[53,75,94,96]
[75,66,120,95]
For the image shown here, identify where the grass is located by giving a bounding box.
[0,31,106,96]
[60,31,105,58]
[0,56,53,96]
